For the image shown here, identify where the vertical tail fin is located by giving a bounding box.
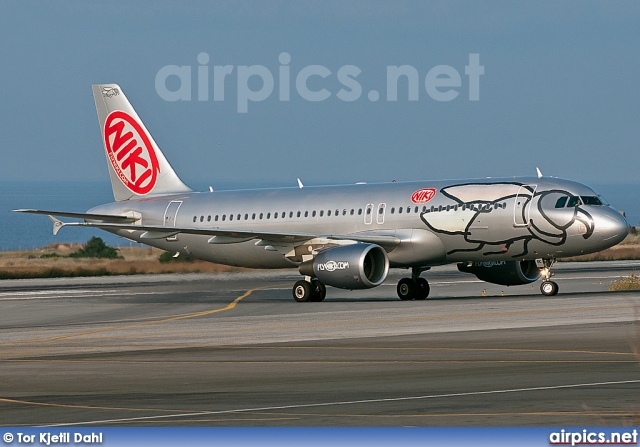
[92,84,193,202]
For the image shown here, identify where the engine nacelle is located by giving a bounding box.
[299,244,389,289]
[457,260,540,286]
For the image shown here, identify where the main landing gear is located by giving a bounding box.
[397,267,430,301]
[538,258,559,296]
[292,278,326,302]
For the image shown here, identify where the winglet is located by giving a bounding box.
[48,216,65,236]
[536,167,543,178]
[297,178,304,189]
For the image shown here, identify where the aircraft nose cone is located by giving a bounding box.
[596,209,629,247]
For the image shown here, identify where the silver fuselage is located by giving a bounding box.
[88,176,629,269]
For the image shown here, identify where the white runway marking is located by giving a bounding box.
[0,289,176,301]
[42,379,640,427]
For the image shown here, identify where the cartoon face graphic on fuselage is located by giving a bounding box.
[420,182,600,260]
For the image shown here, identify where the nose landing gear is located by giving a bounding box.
[538,259,559,296]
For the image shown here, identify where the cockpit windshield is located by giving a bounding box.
[555,195,605,208]
[580,196,604,206]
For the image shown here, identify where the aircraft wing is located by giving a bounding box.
[65,221,401,247]
[13,209,138,223]
[17,210,401,249]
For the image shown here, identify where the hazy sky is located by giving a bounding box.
[1,1,639,190]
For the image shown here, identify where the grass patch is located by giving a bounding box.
[608,273,640,291]
[0,243,252,280]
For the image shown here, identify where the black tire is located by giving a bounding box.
[397,278,416,300]
[310,280,326,302]
[293,280,313,302]
[415,277,430,300]
[540,280,559,296]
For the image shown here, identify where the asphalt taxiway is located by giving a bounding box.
[0,262,639,426]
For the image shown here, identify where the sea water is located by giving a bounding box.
[0,180,637,251]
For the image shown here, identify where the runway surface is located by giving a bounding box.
[0,261,639,426]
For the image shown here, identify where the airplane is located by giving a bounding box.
[15,84,630,302]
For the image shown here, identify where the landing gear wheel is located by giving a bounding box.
[540,280,559,296]
[292,280,313,302]
[397,278,416,300]
[310,280,326,302]
[415,277,430,300]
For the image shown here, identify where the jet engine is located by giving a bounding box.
[457,260,540,286]
[299,244,389,289]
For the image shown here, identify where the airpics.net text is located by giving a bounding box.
[155,52,484,113]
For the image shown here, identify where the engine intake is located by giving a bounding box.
[457,260,540,286]
[299,244,389,289]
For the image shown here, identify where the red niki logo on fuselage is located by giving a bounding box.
[104,110,160,195]
[411,188,437,204]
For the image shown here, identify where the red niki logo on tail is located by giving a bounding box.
[411,188,436,204]
[104,111,160,195]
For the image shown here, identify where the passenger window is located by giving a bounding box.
[200,216,204,222]
[327,210,331,216]
[207,215,211,222]
[215,215,219,222]
[398,207,403,214]
[406,206,411,213]
[305,211,309,217]
[555,197,568,208]
[320,210,324,217]
[193,216,197,223]
[358,209,362,215]
[237,214,241,220]
[290,212,294,218]
[267,213,271,219]
[312,211,316,217]
[222,215,226,221]
[350,209,354,215]
[259,213,263,219]
[229,214,233,221]
[297,211,301,218]
[335,209,339,216]
[273,212,277,219]
[391,207,395,214]
[244,214,248,220]
[251,213,255,220]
